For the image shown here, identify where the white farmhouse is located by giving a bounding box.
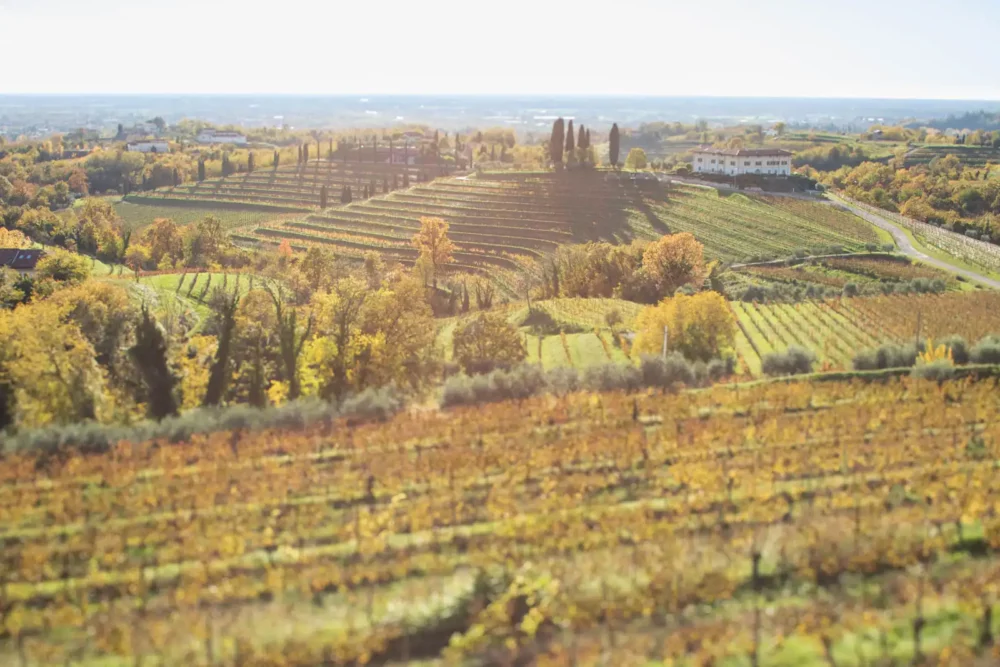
[126,141,170,153]
[196,130,248,145]
[692,147,793,176]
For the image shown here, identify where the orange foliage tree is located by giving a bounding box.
[634,291,735,362]
[412,216,455,288]
[641,232,707,297]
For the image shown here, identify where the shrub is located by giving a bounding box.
[583,363,643,393]
[842,282,859,297]
[853,343,920,370]
[865,243,879,252]
[970,335,1000,364]
[911,361,956,381]
[938,335,969,365]
[881,243,895,252]
[639,353,695,389]
[761,346,815,376]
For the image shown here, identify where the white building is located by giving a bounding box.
[692,147,793,176]
[196,130,248,145]
[126,141,170,153]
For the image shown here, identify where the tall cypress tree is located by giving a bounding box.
[273,150,280,168]
[566,120,575,153]
[297,145,302,163]
[550,118,565,165]
[578,124,586,149]
[585,128,591,149]
[248,151,255,172]
[130,305,179,420]
[303,143,309,162]
[609,123,620,168]
[197,160,206,182]
[203,291,240,407]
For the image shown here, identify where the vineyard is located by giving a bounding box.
[739,255,957,290]
[134,159,433,209]
[731,291,1000,375]
[5,378,1000,664]
[903,144,1000,168]
[112,199,288,233]
[649,186,884,261]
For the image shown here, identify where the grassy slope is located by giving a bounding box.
[113,200,284,233]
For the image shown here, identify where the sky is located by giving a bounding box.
[2,0,999,99]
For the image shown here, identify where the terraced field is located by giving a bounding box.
[233,172,671,286]
[904,144,1000,168]
[650,186,884,261]
[113,199,287,233]
[731,291,1000,375]
[136,159,434,209]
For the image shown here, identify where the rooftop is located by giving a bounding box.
[0,248,44,270]
[693,146,793,157]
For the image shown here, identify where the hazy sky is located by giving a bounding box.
[2,0,998,99]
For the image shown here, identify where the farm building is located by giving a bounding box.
[692,147,793,176]
[196,130,248,145]
[0,248,44,276]
[126,141,170,153]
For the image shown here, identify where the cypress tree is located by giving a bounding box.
[609,123,620,168]
[550,118,565,164]
[203,291,240,407]
[578,124,586,149]
[172,168,180,186]
[566,120,575,153]
[130,305,179,420]
[585,128,591,149]
[297,145,302,163]
[273,150,280,168]
[320,184,328,208]
[303,143,309,162]
[248,151,255,172]
[198,160,206,182]
[341,184,352,203]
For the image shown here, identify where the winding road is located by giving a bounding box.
[831,198,1000,290]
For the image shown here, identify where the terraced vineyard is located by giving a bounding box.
[904,144,1000,167]
[650,186,884,261]
[136,159,434,209]
[7,378,1000,664]
[731,291,1000,374]
[234,172,670,285]
[113,199,288,232]
[739,254,957,290]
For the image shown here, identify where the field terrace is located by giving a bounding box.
[139,159,444,209]
[234,171,670,289]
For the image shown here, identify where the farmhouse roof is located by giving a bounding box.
[693,146,793,157]
[0,248,44,270]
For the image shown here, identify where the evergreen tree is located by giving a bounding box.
[273,150,280,168]
[222,153,231,177]
[203,291,239,407]
[297,145,302,163]
[341,184,352,203]
[566,120,575,153]
[172,168,180,186]
[609,123,620,167]
[578,124,586,149]
[198,160,206,182]
[247,151,255,172]
[303,143,309,162]
[550,118,565,164]
[320,184,328,208]
[130,305,179,420]
[585,128,591,149]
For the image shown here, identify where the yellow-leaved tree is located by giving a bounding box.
[641,232,707,297]
[0,228,31,249]
[633,291,735,362]
[412,216,455,288]
[452,311,526,374]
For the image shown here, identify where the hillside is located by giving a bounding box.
[5,377,1000,664]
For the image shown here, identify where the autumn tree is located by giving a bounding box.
[641,232,707,296]
[625,147,648,170]
[633,291,735,362]
[452,312,526,374]
[36,249,91,286]
[143,218,184,268]
[0,228,31,249]
[412,216,455,288]
[130,305,179,420]
[550,118,565,165]
[609,123,620,167]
